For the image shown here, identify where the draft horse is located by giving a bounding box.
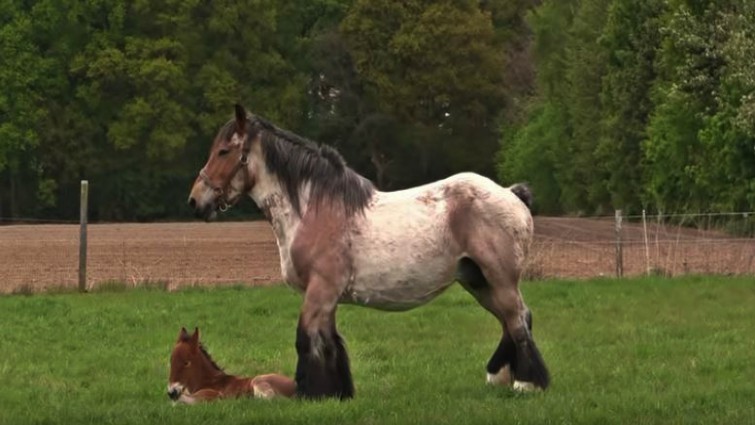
[188,104,550,399]
[168,327,296,403]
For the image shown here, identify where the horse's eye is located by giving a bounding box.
[184,361,191,367]
[218,148,230,157]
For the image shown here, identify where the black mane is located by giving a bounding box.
[250,115,375,216]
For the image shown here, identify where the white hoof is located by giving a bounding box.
[513,380,537,392]
[486,365,512,386]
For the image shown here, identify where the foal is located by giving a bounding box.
[167,327,296,404]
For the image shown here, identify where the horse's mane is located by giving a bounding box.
[249,115,375,216]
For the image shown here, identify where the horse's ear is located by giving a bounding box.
[190,327,200,346]
[234,104,247,136]
[178,327,189,342]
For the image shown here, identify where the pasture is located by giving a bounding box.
[0,276,753,424]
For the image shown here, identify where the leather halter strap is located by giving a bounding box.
[200,133,254,211]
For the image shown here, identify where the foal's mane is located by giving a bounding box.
[221,114,375,216]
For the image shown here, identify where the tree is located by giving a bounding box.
[497,0,577,214]
[597,0,665,212]
[341,0,510,187]
[643,0,755,212]
[0,3,56,217]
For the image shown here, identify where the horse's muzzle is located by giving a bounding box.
[188,196,217,222]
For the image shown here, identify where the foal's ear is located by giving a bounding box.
[178,327,189,342]
[234,104,247,135]
[190,327,200,346]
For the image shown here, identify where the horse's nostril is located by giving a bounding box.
[188,197,196,209]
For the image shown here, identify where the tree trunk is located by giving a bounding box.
[369,139,389,189]
[9,171,16,219]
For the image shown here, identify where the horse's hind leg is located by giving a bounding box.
[295,282,354,399]
[485,309,533,388]
[457,257,549,390]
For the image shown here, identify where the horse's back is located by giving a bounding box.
[442,173,534,273]
[343,172,532,310]
[442,172,533,248]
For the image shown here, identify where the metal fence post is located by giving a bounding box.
[79,180,88,292]
[615,209,623,278]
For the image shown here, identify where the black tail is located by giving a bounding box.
[510,183,533,209]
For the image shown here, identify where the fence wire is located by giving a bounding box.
[525,212,754,280]
[0,213,753,293]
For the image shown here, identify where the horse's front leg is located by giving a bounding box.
[295,281,354,399]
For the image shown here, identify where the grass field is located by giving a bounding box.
[0,276,753,425]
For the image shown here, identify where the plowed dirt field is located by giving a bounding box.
[1,217,752,293]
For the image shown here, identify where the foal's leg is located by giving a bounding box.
[176,389,223,404]
[295,282,354,399]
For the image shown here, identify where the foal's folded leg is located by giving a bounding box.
[252,374,297,399]
[177,389,223,404]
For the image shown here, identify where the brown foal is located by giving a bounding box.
[167,327,296,404]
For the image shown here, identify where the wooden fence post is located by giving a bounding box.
[642,209,651,275]
[79,180,88,292]
[615,209,623,278]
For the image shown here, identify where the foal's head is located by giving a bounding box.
[167,327,223,401]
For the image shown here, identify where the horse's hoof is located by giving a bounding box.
[486,365,512,386]
[512,380,537,392]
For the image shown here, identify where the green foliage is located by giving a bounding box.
[339,0,514,186]
[644,0,755,212]
[498,0,577,214]
[499,0,755,215]
[498,102,566,214]
[596,0,664,212]
[0,277,754,424]
[3,0,753,219]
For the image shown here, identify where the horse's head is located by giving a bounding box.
[188,104,260,221]
[167,327,202,400]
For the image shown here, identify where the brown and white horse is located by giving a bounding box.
[167,327,296,403]
[188,104,550,399]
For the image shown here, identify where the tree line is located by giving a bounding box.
[1,0,753,221]
[499,0,755,214]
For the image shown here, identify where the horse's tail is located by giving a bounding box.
[510,183,532,210]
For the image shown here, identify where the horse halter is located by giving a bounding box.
[199,132,254,211]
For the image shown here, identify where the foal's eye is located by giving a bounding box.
[218,148,230,157]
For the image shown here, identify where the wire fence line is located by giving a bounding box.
[0,212,753,294]
[525,212,754,279]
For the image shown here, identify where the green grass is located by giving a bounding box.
[0,276,753,425]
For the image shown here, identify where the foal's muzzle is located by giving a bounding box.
[167,383,183,400]
[168,388,180,401]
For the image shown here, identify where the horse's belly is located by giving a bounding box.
[345,220,460,310]
[343,256,458,311]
